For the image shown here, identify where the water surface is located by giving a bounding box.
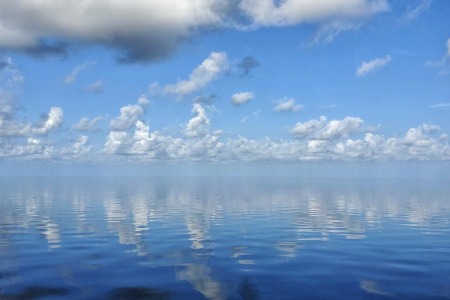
[1,176,449,299]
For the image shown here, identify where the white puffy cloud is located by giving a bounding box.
[291,116,363,140]
[273,98,303,112]
[0,137,55,159]
[331,124,450,161]
[104,131,129,155]
[231,92,254,106]
[3,94,450,162]
[164,52,229,97]
[239,0,389,27]
[185,103,210,137]
[321,117,364,139]
[109,96,149,131]
[0,102,63,137]
[61,135,92,157]
[356,55,392,76]
[73,116,102,131]
[39,107,64,133]
[104,119,224,161]
[291,116,327,138]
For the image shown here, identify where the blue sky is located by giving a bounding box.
[1,0,450,169]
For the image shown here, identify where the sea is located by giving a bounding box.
[1,176,449,299]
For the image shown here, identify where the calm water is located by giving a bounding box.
[1,176,449,299]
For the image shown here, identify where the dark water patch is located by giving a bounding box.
[0,286,68,300]
[238,277,259,300]
[106,287,170,300]
[0,273,15,280]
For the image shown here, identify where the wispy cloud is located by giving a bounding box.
[84,80,104,94]
[0,56,24,85]
[318,104,336,109]
[404,0,432,21]
[64,61,97,84]
[356,55,392,77]
[426,38,450,75]
[310,20,359,45]
[430,103,450,109]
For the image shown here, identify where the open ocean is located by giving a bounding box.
[1,176,450,299]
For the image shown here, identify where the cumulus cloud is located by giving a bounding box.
[73,116,102,131]
[39,107,64,133]
[110,96,149,131]
[273,98,303,112]
[0,101,63,137]
[103,102,225,160]
[291,116,363,140]
[333,124,449,160]
[0,137,55,160]
[356,55,392,76]
[185,103,210,137]
[0,1,389,63]
[231,92,254,106]
[61,135,92,157]
[426,38,450,74]
[64,61,97,84]
[3,101,446,162]
[164,52,229,97]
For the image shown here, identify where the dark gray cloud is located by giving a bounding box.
[192,95,218,105]
[238,56,260,76]
[0,0,389,64]
[0,0,224,64]
[23,41,70,59]
[0,59,9,70]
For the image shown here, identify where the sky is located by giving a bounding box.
[1,0,450,172]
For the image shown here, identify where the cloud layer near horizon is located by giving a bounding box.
[1,96,449,162]
[0,0,389,63]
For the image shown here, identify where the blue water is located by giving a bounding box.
[1,176,449,299]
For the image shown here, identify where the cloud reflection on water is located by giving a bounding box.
[0,177,449,298]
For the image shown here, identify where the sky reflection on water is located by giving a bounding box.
[1,176,450,299]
